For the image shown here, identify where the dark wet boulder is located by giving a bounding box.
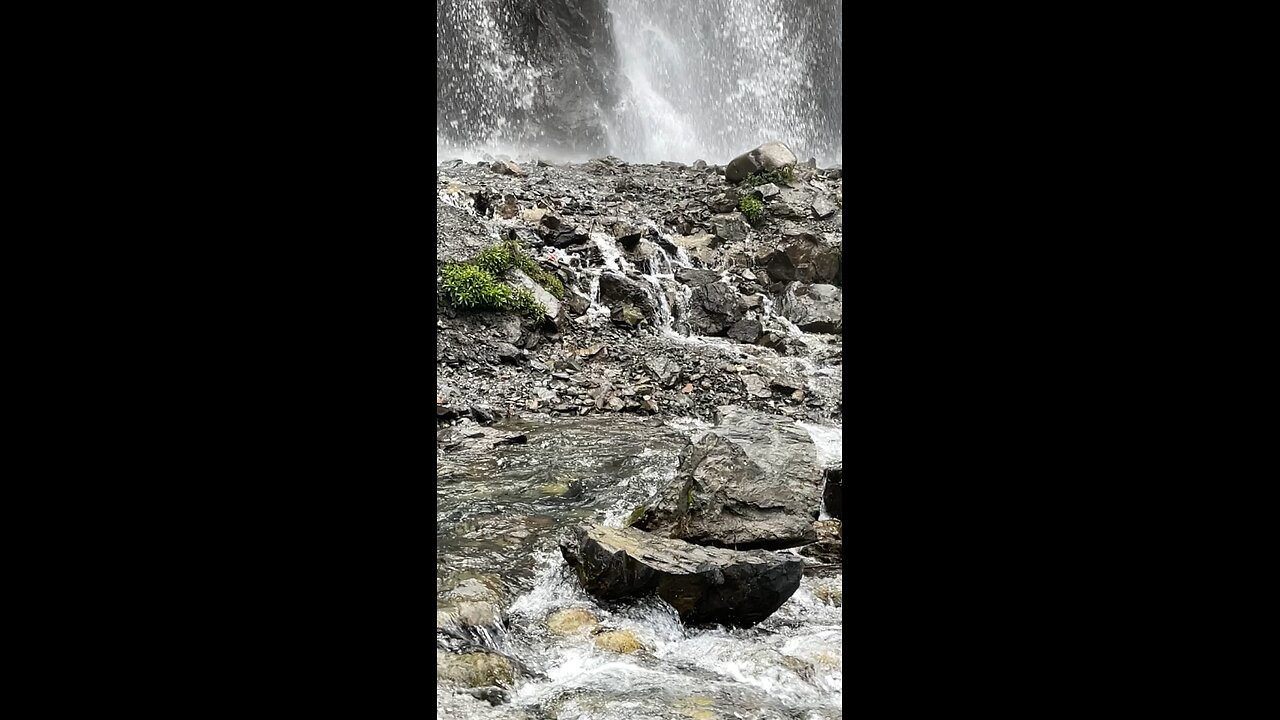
[597,271,661,326]
[822,463,842,519]
[761,225,842,285]
[781,282,841,334]
[686,281,748,336]
[632,431,819,549]
[560,524,802,627]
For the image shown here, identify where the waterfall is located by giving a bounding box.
[436,0,841,164]
[606,0,841,164]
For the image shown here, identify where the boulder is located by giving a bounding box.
[781,282,841,334]
[712,406,825,497]
[822,462,842,519]
[560,524,802,627]
[725,141,798,184]
[632,431,819,549]
[762,229,841,285]
[686,281,748,336]
[597,271,661,326]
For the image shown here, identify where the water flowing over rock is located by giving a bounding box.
[559,524,803,626]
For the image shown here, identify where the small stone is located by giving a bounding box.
[594,630,645,654]
[547,608,599,635]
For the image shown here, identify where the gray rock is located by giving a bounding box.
[727,316,762,344]
[675,267,721,288]
[645,357,682,388]
[686,281,747,336]
[559,524,803,627]
[632,431,819,549]
[755,183,781,198]
[725,141,799,183]
[781,282,841,334]
[812,195,837,218]
[762,231,841,286]
[713,214,749,244]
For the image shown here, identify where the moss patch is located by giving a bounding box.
[738,195,764,225]
[440,238,561,317]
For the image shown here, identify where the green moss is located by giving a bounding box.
[441,239,560,316]
[441,263,513,310]
[738,195,764,224]
[508,287,544,318]
[475,239,565,299]
[741,165,795,188]
[624,505,647,526]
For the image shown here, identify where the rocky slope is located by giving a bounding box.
[435,144,843,431]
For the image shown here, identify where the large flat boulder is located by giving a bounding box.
[632,431,819,549]
[560,524,802,627]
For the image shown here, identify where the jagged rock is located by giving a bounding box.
[725,141,798,184]
[598,272,661,326]
[711,406,824,493]
[761,230,841,285]
[822,463,842,519]
[559,524,803,627]
[727,316,762,344]
[755,183,781,198]
[812,195,837,218]
[675,267,721,287]
[781,282,842,334]
[631,431,820,549]
[713,214,749,244]
[672,232,717,250]
[645,357,682,388]
[495,342,523,363]
[469,405,495,425]
[686,281,747,336]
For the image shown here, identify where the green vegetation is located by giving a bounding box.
[476,239,565,299]
[440,238,566,318]
[625,504,647,526]
[741,165,796,188]
[441,263,514,310]
[738,195,764,224]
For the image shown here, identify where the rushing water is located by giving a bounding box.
[437,415,843,719]
[436,0,842,165]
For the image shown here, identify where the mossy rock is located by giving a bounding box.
[594,629,645,654]
[436,650,515,687]
[546,607,599,636]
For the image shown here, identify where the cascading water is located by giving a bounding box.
[607,0,842,164]
[436,0,841,164]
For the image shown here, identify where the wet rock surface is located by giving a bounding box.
[560,524,804,627]
[436,152,842,427]
[632,431,821,549]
